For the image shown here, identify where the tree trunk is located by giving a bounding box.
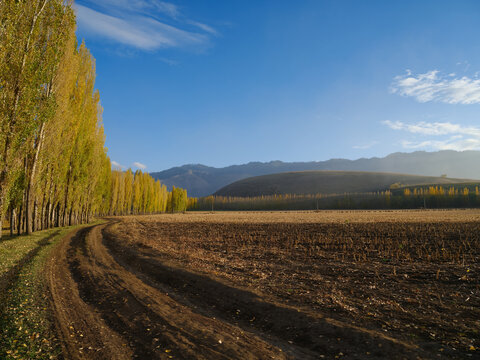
[19,208,24,235]
[10,208,14,237]
[58,205,62,228]
[25,121,46,234]
[63,176,70,227]
[32,200,38,232]
[45,201,50,230]
[41,203,46,231]
[54,203,59,228]
[17,205,22,236]
[31,200,35,233]
[47,201,52,229]
[0,195,4,239]
[39,193,46,230]
[0,0,50,238]
[25,185,31,234]
[55,203,60,228]
[0,208,5,239]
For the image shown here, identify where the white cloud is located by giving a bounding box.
[151,1,180,18]
[383,120,480,151]
[79,0,180,18]
[111,160,125,169]
[75,1,215,51]
[391,70,480,104]
[382,120,480,137]
[186,20,218,35]
[400,138,480,151]
[133,162,147,170]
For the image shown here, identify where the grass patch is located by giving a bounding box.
[0,224,93,359]
[0,229,61,278]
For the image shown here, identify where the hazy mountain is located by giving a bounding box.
[150,150,480,197]
[215,171,472,197]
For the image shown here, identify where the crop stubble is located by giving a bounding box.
[47,210,479,359]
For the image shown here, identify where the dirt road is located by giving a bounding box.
[45,220,438,359]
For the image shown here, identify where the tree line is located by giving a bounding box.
[190,184,480,211]
[110,170,188,215]
[0,0,187,238]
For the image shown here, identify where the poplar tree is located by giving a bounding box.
[0,0,61,236]
[0,0,189,235]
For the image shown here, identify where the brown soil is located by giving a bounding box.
[45,211,480,359]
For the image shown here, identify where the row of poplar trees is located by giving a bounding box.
[110,170,188,215]
[0,0,187,238]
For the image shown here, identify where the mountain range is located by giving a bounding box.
[150,150,480,197]
[214,171,472,197]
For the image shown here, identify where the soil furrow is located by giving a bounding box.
[102,223,426,360]
[49,222,289,359]
[45,216,477,359]
[46,226,133,360]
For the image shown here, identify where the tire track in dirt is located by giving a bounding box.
[47,223,288,359]
[103,222,430,360]
[46,221,430,359]
[46,226,132,360]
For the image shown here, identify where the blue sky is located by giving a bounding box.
[74,0,480,171]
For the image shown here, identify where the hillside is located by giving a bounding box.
[214,171,472,197]
[150,150,480,197]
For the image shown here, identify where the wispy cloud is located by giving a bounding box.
[80,0,181,18]
[383,120,480,137]
[111,160,125,169]
[391,70,480,104]
[186,20,218,35]
[133,162,147,170]
[75,1,215,51]
[399,138,480,151]
[383,120,480,151]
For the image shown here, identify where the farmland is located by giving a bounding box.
[34,210,478,359]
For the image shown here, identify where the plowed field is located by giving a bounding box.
[45,211,480,359]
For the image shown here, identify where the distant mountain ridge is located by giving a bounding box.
[214,171,472,197]
[150,150,480,197]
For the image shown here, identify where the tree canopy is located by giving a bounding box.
[0,0,188,237]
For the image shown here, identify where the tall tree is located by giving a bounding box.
[0,0,58,237]
[0,1,189,236]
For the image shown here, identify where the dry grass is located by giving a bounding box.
[123,209,480,224]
